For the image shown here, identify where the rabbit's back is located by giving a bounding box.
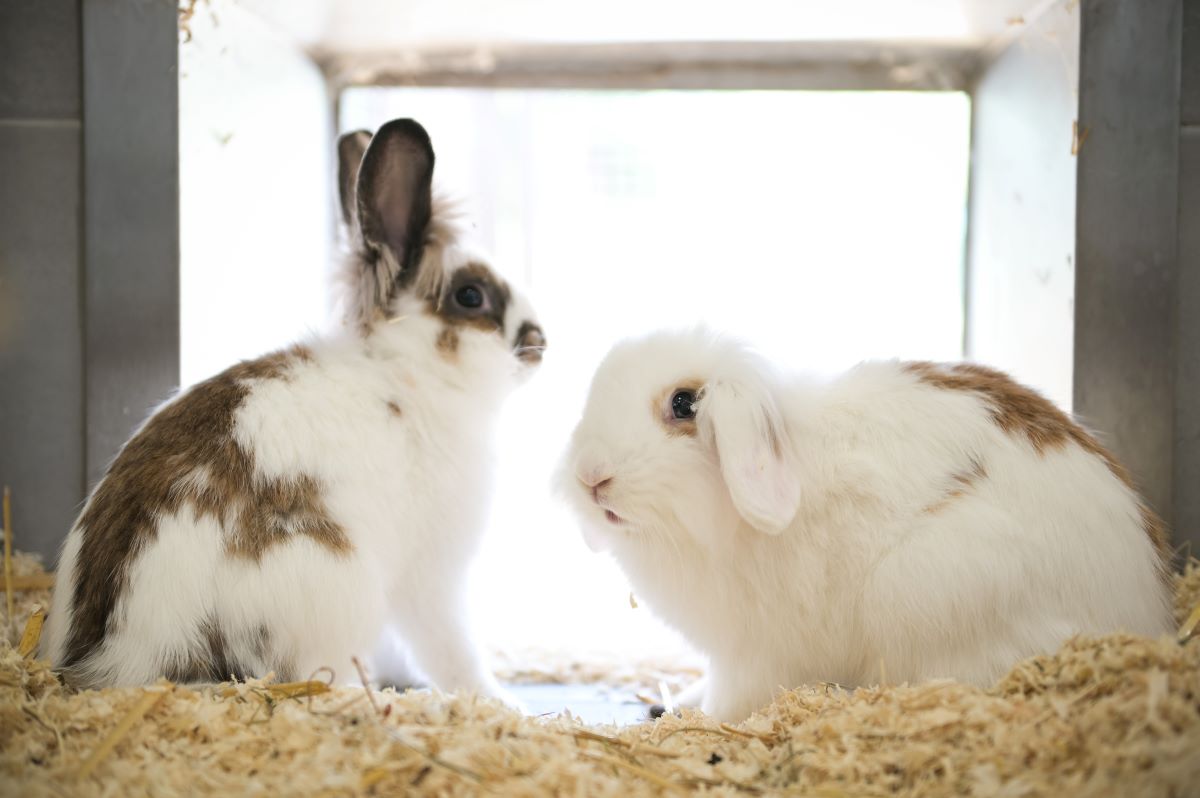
[822,360,1171,685]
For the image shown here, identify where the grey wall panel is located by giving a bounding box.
[965,3,1078,410]
[1184,6,1200,554]
[1075,0,1182,530]
[0,0,82,120]
[82,0,180,489]
[1183,0,1200,125]
[0,0,83,563]
[1177,130,1200,553]
[0,126,84,563]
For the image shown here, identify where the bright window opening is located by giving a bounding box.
[338,87,972,664]
[181,76,971,665]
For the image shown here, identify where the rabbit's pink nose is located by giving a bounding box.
[588,478,613,505]
[577,470,613,490]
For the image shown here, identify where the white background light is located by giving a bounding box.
[340,87,971,662]
[181,49,970,661]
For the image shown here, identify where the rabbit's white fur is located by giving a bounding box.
[561,329,1172,721]
[42,120,542,699]
[45,305,522,690]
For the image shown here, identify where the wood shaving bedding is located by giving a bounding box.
[2,555,1198,797]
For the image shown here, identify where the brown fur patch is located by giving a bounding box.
[163,617,241,684]
[429,262,512,337]
[250,625,271,661]
[436,327,460,358]
[386,400,403,418]
[923,460,988,515]
[225,475,349,561]
[162,619,297,684]
[250,624,296,682]
[63,344,351,671]
[202,618,231,679]
[905,361,1170,558]
[655,380,705,438]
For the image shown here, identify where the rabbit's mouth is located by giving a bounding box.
[588,482,624,525]
[594,497,625,525]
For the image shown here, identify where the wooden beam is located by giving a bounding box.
[320,40,980,93]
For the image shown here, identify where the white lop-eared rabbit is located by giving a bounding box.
[561,329,1172,721]
[42,119,544,700]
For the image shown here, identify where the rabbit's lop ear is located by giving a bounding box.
[337,129,372,226]
[700,377,801,535]
[355,118,435,271]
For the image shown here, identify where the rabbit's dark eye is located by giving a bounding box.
[671,390,697,420]
[455,285,484,309]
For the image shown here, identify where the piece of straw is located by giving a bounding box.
[4,486,13,628]
[360,767,392,789]
[1179,603,1200,644]
[269,680,332,700]
[719,723,774,742]
[580,749,685,794]
[218,680,331,701]
[658,680,675,715]
[656,725,743,745]
[7,573,55,592]
[1071,120,1090,156]
[352,656,382,714]
[572,729,683,759]
[18,605,45,657]
[76,684,172,780]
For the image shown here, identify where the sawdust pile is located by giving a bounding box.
[2,559,1198,797]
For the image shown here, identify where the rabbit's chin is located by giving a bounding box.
[576,503,637,552]
[581,523,617,553]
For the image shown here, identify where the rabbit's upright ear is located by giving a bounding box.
[337,129,372,226]
[355,118,435,272]
[700,375,801,535]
